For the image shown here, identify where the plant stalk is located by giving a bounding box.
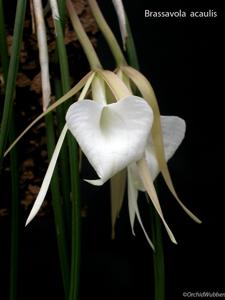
[9,116,19,300]
[68,133,81,300]
[52,2,82,300]
[66,0,102,70]
[88,0,127,66]
[150,203,165,300]
[50,0,71,230]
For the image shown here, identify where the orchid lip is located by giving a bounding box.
[66,95,154,185]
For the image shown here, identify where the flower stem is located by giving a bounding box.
[56,0,67,28]
[9,114,20,300]
[88,0,127,66]
[150,204,165,300]
[66,0,102,70]
[124,15,139,70]
[52,2,82,299]
[50,0,72,92]
[50,0,72,236]
[68,133,81,300]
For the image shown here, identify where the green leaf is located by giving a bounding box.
[0,0,27,159]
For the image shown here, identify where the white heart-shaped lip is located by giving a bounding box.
[66,96,153,185]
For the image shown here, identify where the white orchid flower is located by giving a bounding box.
[24,69,200,250]
[25,71,154,228]
[66,72,197,249]
[66,98,186,249]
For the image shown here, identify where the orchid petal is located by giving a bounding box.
[66,96,153,185]
[91,75,107,104]
[146,115,186,179]
[123,65,201,223]
[129,116,186,191]
[26,124,68,225]
[131,115,201,223]
[159,116,186,160]
[110,169,126,239]
[26,73,94,225]
[137,158,177,244]
[127,166,137,234]
[97,69,131,99]
[4,72,94,157]
[128,166,155,250]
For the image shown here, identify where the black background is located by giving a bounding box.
[0,1,224,300]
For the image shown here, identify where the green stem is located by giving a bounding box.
[124,15,139,70]
[53,4,81,300]
[52,2,72,231]
[9,115,19,300]
[0,0,9,81]
[150,204,165,300]
[57,0,67,28]
[45,113,70,298]
[68,132,81,300]
[53,14,71,92]
[66,0,102,70]
[0,0,27,159]
[88,0,127,66]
